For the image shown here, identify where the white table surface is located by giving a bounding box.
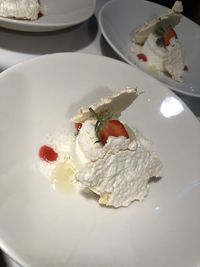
[1,0,200,266]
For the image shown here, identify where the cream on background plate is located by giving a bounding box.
[0,0,96,32]
[0,53,200,267]
[99,0,200,97]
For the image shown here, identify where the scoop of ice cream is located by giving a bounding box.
[74,119,105,168]
[141,33,166,71]
[134,32,184,81]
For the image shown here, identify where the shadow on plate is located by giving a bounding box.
[148,176,162,183]
[175,92,200,117]
[99,35,121,60]
[0,15,98,55]
[0,250,8,267]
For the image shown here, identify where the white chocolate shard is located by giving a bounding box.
[72,87,139,123]
[172,1,183,13]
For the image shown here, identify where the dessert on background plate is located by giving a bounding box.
[39,88,162,208]
[0,0,41,20]
[130,1,186,82]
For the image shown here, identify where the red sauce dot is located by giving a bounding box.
[183,65,188,71]
[39,145,58,162]
[75,122,82,132]
[137,53,148,62]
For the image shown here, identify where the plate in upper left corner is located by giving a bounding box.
[0,0,96,32]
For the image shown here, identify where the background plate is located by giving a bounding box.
[0,0,96,32]
[99,0,200,97]
[0,53,200,267]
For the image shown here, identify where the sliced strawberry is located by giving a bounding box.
[75,122,82,132]
[100,120,129,145]
[163,25,177,46]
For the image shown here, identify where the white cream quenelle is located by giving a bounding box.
[0,0,40,20]
[69,88,162,208]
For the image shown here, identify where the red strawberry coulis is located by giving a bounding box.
[39,145,58,162]
[137,53,148,62]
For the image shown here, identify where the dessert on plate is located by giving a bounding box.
[131,1,186,82]
[39,88,162,208]
[0,0,41,20]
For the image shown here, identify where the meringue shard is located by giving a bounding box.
[0,0,40,20]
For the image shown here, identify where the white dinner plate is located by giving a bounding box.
[0,0,96,32]
[99,0,200,97]
[0,53,200,267]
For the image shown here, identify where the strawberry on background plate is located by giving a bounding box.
[163,25,178,46]
[155,25,178,47]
